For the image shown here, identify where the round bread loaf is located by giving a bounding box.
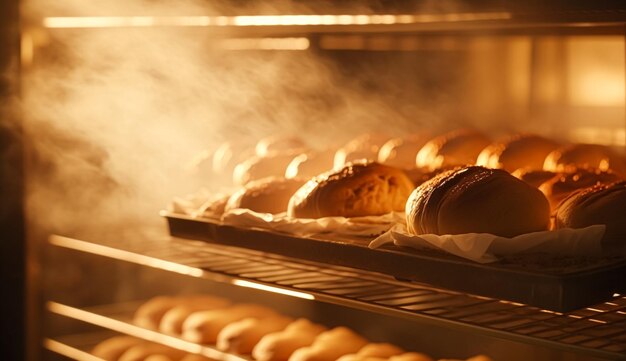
[288,327,368,361]
[538,168,621,210]
[511,168,557,188]
[544,144,626,176]
[406,166,550,237]
[334,133,391,170]
[118,343,185,361]
[226,177,307,214]
[555,181,626,246]
[159,296,230,336]
[217,315,293,354]
[233,153,301,186]
[180,355,216,361]
[378,134,431,169]
[336,343,404,361]
[388,353,433,361]
[286,150,335,179]
[416,130,491,171]
[252,319,327,361]
[256,135,307,157]
[92,336,145,361]
[476,134,560,172]
[288,161,414,219]
[133,296,178,330]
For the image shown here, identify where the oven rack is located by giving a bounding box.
[43,331,113,361]
[49,235,626,360]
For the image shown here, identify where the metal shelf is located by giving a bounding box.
[49,235,626,360]
[43,332,114,361]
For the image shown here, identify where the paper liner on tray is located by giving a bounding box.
[369,223,606,263]
[221,208,404,238]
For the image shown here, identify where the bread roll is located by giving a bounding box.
[286,150,335,179]
[252,319,327,361]
[212,141,254,177]
[226,177,307,214]
[544,144,626,176]
[180,355,218,361]
[144,356,174,361]
[217,315,293,354]
[159,296,231,336]
[555,181,626,246]
[476,134,560,172]
[338,343,404,361]
[466,356,493,361]
[416,130,490,171]
[92,336,145,361]
[538,168,621,210]
[378,134,431,169]
[511,168,557,188]
[406,166,550,237]
[118,343,185,361]
[288,327,369,361]
[256,135,307,157]
[288,161,414,219]
[133,296,178,330]
[233,153,301,186]
[182,304,277,344]
[334,133,391,170]
[389,353,434,361]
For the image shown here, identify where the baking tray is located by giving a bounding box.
[163,212,626,312]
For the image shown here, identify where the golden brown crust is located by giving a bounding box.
[555,181,626,246]
[233,153,301,186]
[226,177,307,214]
[288,161,414,218]
[378,134,431,169]
[388,353,434,361]
[544,144,626,176]
[92,336,145,361]
[217,316,293,354]
[476,134,560,172]
[406,166,550,237]
[334,133,391,170]
[252,319,327,361]
[416,130,491,171]
[512,168,558,188]
[285,150,335,179]
[538,168,621,210]
[288,327,368,361]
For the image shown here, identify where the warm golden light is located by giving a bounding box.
[42,12,511,29]
[20,33,34,66]
[231,279,315,300]
[44,339,103,361]
[220,37,310,51]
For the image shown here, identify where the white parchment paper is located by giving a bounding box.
[369,223,606,263]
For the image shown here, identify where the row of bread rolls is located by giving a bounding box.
[131,295,493,361]
[91,335,211,361]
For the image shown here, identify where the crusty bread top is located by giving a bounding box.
[378,134,431,169]
[538,168,621,209]
[226,177,307,214]
[416,129,490,171]
[544,144,626,176]
[476,134,560,172]
[512,168,558,188]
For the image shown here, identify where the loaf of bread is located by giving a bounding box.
[416,130,490,171]
[288,327,369,361]
[217,315,293,354]
[466,356,494,361]
[285,150,336,179]
[252,319,328,361]
[118,343,186,361]
[511,168,557,188]
[212,141,254,177]
[388,353,434,361]
[476,134,560,172]
[555,181,626,247]
[225,177,307,214]
[288,161,414,218]
[92,336,145,361]
[378,134,431,169]
[133,296,179,330]
[538,168,621,209]
[143,356,175,361]
[334,133,391,169]
[182,304,277,344]
[233,153,301,186]
[179,355,217,361]
[406,166,550,237]
[544,144,626,176]
[256,135,307,157]
[159,296,231,336]
[338,343,404,361]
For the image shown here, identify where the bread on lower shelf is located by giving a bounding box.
[252,318,328,361]
[287,327,369,361]
[217,315,294,354]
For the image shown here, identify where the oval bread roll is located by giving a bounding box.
[286,150,336,179]
[378,134,431,169]
[555,181,626,247]
[118,343,185,361]
[92,336,145,361]
[338,343,404,361]
[253,319,328,361]
[512,168,557,188]
[476,134,559,172]
[144,356,175,361]
[288,327,369,361]
[389,353,434,361]
[406,166,550,237]
[544,144,626,176]
[233,153,301,186]
[217,315,293,354]
[133,296,179,330]
[256,135,307,157]
[538,168,621,210]
[288,161,414,218]
[225,177,307,214]
[159,296,231,336]
[416,130,490,171]
[180,355,219,361]
[334,133,391,170]
[182,304,277,344]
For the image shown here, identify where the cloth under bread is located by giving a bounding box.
[369,223,605,263]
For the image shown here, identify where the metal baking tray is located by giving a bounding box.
[163,212,626,312]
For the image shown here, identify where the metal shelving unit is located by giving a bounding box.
[49,235,626,360]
